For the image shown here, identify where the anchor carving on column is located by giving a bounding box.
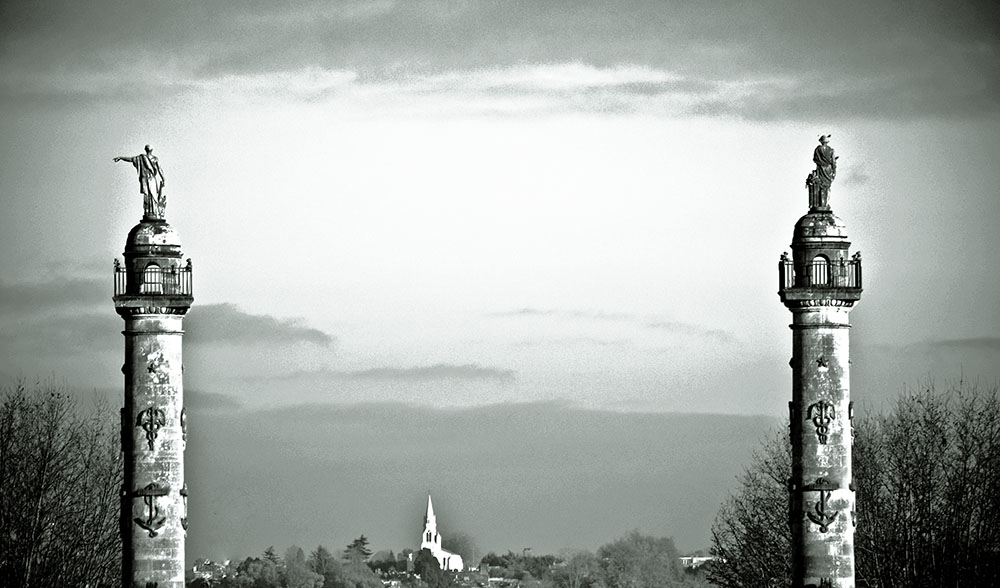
[180,483,189,531]
[807,400,835,444]
[805,478,839,532]
[133,483,169,537]
[136,406,167,451]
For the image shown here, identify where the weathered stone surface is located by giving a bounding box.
[781,205,861,588]
[116,219,192,588]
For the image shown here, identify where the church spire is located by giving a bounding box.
[425,494,436,526]
[417,494,464,572]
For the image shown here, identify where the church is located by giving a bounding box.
[419,495,464,572]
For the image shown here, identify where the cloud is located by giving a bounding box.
[185,303,334,347]
[489,308,637,321]
[186,400,780,559]
[488,308,557,317]
[644,320,732,342]
[3,1,996,118]
[186,389,243,412]
[0,312,119,356]
[852,339,1000,413]
[0,277,333,383]
[923,337,1000,352]
[186,67,358,99]
[841,165,871,187]
[268,363,516,384]
[0,276,107,314]
[0,276,118,361]
[511,337,630,348]
[490,307,637,321]
[232,0,399,27]
[490,307,731,341]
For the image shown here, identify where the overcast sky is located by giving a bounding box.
[1,0,998,561]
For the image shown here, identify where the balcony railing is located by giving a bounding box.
[114,259,192,297]
[779,258,861,291]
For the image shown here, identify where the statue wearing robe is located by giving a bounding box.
[808,135,838,209]
[115,145,166,220]
[813,139,837,188]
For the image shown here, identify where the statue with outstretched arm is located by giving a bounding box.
[115,145,166,219]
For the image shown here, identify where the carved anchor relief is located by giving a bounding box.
[180,484,189,531]
[849,401,855,440]
[805,478,840,532]
[133,483,169,537]
[807,400,835,444]
[136,406,167,451]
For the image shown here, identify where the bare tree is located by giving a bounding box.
[708,430,791,588]
[856,381,1000,588]
[0,380,123,588]
[709,380,1000,588]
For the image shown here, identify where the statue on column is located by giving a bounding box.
[115,145,166,220]
[807,134,838,210]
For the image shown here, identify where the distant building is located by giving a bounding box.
[191,559,230,581]
[678,555,714,569]
[419,495,464,571]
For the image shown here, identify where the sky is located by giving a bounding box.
[1,0,999,561]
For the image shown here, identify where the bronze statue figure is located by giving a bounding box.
[115,145,166,220]
[807,134,838,209]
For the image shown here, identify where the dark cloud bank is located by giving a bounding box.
[0,279,334,384]
[185,303,335,347]
[3,0,997,119]
[301,364,515,383]
[490,307,731,341]
[186,400,778,561]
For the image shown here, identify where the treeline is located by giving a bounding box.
[0,380,122,588]
[190,537,385,588]
[5,378,999,588]
[191,531,707,588]
[710,380,1000,588]
[479,532,707,588]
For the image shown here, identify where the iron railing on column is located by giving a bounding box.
[779,257,861,290]
[114,259,192,296]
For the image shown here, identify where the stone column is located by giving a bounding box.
[788,305,855,587]
[779,208,862,588]
[115,219,192,588]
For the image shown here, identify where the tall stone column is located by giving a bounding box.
[779,138,862,588]
[114,219,193,588]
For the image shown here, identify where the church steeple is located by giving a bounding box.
[416,494,464,572]
[422,494,439,547]
[425,494,436,526]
